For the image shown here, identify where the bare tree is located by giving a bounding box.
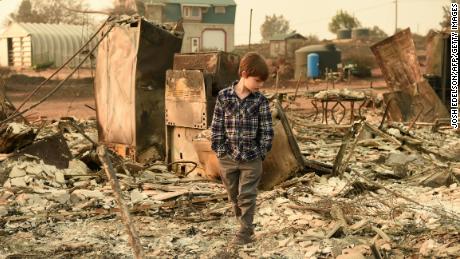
[10,0,90,25]
[113,0,138,14]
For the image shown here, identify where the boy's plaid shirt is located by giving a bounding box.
[211,83,274,161]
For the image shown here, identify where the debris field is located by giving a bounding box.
[0,17,459,259]
[0,103,459,258]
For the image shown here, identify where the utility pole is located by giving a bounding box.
[249,9,253,51]
[394,0,398,34]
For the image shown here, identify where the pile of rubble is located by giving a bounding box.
[0,108,460,258]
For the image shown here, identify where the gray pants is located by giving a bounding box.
[218,155,262,236]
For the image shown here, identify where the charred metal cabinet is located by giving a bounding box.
[165,70,212,175]
[165,70,213,129]
[172,52,240,96]
[94,18,182,161]
[165,52,239,175]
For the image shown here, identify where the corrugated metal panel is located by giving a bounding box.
[11,36,32,67]
[1,22,94,68]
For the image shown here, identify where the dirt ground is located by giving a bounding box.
[5,69,96,121]
[4,68,388,122]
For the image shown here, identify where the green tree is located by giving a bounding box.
[10,0,90,25]
[260,14,290,43]
[10,0,39,23]
[369,26,388,39]
[328,10,361,34]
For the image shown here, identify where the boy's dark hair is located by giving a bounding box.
[239,52,269,81]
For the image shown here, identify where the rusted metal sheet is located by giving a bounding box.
[134,19,182,158]
[192,137,220,180]
[260,109,303,190]
[165,70,211,129]
[426,32,446,76]
[173,52,240,94]
[371,28,449,122]
[165,52,239,170]
[382,91,413,122]
[94,18,182,161]
[94,24,137,148]
[371,29,422,89]
[17,134,72,169]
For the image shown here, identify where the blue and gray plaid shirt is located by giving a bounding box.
[211,82,274,161]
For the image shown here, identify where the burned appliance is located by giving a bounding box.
[94,17,182,161]
[165,52,240,175]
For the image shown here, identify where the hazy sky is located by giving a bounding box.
[234,0,451,44]
[0,0,451,44]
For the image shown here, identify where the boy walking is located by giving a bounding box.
[211,52,274,245]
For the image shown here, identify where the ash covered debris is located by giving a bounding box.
[0,105,459,258]
[0,14,459,259]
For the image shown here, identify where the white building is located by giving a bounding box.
[0,22,94,68]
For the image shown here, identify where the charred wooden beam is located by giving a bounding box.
[333,121,364,177]
[97,145,144,259]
